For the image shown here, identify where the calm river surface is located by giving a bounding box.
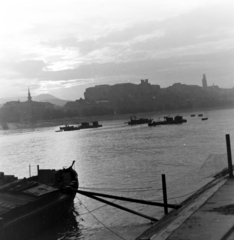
[0,108,234,240]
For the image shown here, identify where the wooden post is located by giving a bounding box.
[37,165,40,176]
[162,174,168,214]
[226,134,233,178]
[29,165,31,177]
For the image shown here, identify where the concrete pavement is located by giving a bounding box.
[136,176,234,240]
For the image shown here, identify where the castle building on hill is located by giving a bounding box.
[84,79,160,102]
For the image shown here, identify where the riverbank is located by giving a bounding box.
[135,174,229,240]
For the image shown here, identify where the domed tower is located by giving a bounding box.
[202,74,207,88]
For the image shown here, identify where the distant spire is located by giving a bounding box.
[28,87,32,101]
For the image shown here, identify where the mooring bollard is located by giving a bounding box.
[162,174,168,214]
[226,134,233,178]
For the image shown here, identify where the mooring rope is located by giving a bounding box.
[76,196,128,240]
[76,196,117,216]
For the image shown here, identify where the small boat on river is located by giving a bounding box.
[59,124,80,131]
[126,116,152,125]
[59,121,102,132]
[148,115,187,127]
[0,161,78,240]
[78,121,102,129]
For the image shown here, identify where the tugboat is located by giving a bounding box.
[0,161,78,240]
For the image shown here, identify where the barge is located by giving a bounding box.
[0,161,78,240]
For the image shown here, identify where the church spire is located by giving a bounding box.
[28,87,32,101]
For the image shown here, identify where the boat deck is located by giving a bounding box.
[0,192,35,215]
[0,179,59,217]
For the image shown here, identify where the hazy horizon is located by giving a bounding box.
[0,0,233,100]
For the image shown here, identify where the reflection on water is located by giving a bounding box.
[0,108,234,239]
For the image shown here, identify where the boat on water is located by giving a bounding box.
[202,117,208,121]
[198,114,203,117]
[126,116,152,125]
[148,115,187,127]
[0,161,78,240]
[59,124,80,131]
[78,121,102,129]
[191,114,195,117]
[58,121,102,132]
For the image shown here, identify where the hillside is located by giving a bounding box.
[0,94,69,106]
[40,98,69,106]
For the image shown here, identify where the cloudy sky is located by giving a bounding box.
[0,0,233,100]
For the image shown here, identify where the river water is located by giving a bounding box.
[0,108,234,240]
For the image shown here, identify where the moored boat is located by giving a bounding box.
[0,161,78,240]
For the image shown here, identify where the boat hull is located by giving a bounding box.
[2,194,75,240]
[78,124,102,129]
[59,121,102,131]
[127,116,152,125]
[0,162,78,240]
[148,116,187,126]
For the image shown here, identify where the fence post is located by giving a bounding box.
[226,134,233,178]
[162,174,168,214]
[29,165,31,177]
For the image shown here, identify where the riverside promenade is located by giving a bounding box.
[136,135,234,240]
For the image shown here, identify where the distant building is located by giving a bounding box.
[202,74,208,88]
[84,79,160,102]
[0,89,55,123]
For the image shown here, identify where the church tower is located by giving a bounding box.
[28,88,32,102]
[202,74,207,88]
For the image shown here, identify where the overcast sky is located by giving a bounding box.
[0,0,233,100]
